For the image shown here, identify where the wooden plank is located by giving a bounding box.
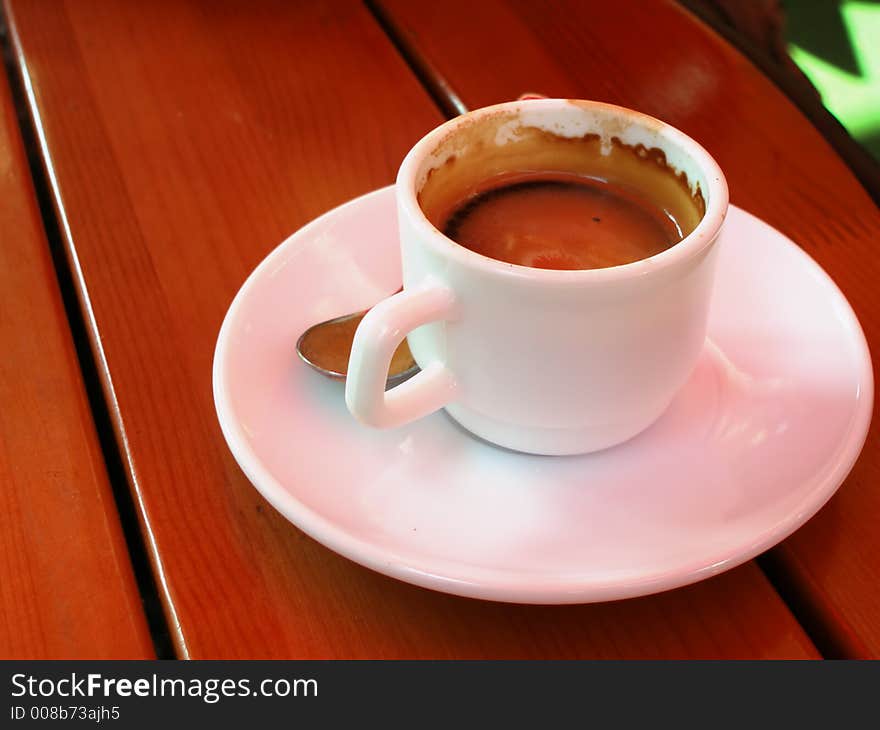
[374,0,880,658]
[6,0,818,658]
[0,62,153,658]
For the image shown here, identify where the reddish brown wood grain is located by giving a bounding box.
[375,0,880,657]
[0,64,153,658]
[5,0,819,658]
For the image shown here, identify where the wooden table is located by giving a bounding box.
[0,61,152,659]
[2,0,876,659]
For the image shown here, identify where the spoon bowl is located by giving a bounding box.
[296,291,420,388]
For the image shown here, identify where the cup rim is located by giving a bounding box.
[397,98,729,284]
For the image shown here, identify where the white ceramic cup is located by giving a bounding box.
[345,99,728,455]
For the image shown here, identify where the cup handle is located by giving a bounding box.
[345,284,458,428]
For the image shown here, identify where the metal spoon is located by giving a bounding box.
[295,288,420,388]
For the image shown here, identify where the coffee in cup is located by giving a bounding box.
[418,114,706,271]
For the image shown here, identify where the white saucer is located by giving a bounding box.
[213,186,873,604]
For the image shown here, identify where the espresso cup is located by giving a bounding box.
[345,99,728,455]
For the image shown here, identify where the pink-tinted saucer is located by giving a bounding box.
[213,187,872,603]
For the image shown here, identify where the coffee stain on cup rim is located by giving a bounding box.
[397,98,729,284]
